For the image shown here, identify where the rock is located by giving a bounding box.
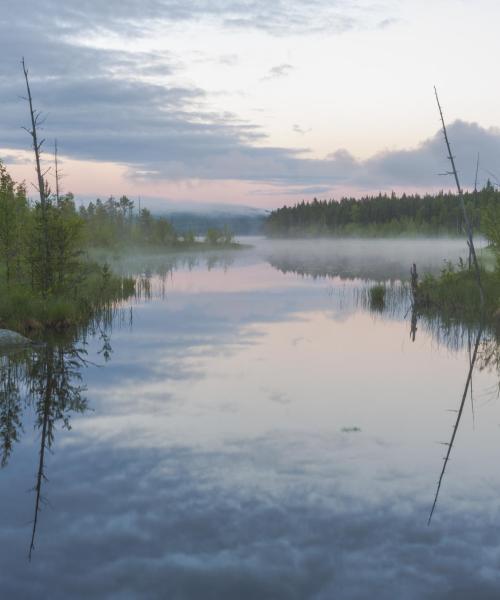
[0,329,32,347]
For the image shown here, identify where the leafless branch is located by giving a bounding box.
[434,86,484,307]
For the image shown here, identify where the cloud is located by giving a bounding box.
[0,152,31,165]
[363,120,500,190]
[0,1,496,196]
[377,17,399,29]
[127,120,500,193]
[3,51,497,193]
[262,63,294,81]
[218,53,239,66]
[292,124,312,135]
[1,1,386,39]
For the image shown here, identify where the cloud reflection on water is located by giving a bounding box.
[1,238,500,598]
[2,434,500,599]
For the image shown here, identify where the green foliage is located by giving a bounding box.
[416,260,500,323]
[79,198,182,248]
[182,230,195,244]
[0,162,239,332]
[204,226,234,246]
[369,284,386,310]
[0,162,136,332]
[79,196,136,247]
[27,195,84,294]
[79,196,237,249]
[0,163,29,284]
[0,160,85,297]
[265,185,500,237]
[0,269,135,334]
[481,190,500,270]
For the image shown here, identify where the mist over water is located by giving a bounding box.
[0,236,499,599]
[258,236,486,280]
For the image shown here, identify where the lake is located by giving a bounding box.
[1,237,499,599]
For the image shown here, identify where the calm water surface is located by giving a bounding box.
[1,237,499,599]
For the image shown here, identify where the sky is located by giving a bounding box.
[1,0,500,209]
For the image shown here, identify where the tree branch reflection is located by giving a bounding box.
[0,332,111,560]
[427,325,483,525]
[27,341,89,560]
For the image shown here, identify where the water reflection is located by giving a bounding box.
[0,351,23,468]
[104,252,237,302]
[27,341,89,559]
[264,237,486,281]
[0,328,115,559]
[261,242,500,525]
[428,324,484,524]
[2,239,500,597]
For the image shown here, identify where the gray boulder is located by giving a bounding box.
[0,329,32,348]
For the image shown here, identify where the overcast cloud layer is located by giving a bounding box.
[1,1,500,201]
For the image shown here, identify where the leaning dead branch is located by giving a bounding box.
[425,90,487,524]
[433,87,484,308]
[21,58,47,209]
[21,58,52,295]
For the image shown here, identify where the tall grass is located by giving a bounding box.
[415,261,500,328]
[0,261,135,334]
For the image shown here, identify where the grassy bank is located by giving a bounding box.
[0,262,135,335]
[414,262,499,325]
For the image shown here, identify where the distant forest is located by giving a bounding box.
[78,196,236,247]
[265,184,500,236]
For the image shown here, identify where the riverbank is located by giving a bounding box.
[0,262,135,335]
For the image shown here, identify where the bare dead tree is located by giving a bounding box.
[21,58,47,210]
[426,93,487,523]
[21,58,53,294]
[434,87,484,308]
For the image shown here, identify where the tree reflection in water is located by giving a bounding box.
[0,350,23,468]
[0,332,111,560]
[268,250,499,524]
[409,307,500,523]
[28,341,90,560]
[0,256,232,561]
[427,324,484,524]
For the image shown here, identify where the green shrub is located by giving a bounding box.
[369,284,386,310]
